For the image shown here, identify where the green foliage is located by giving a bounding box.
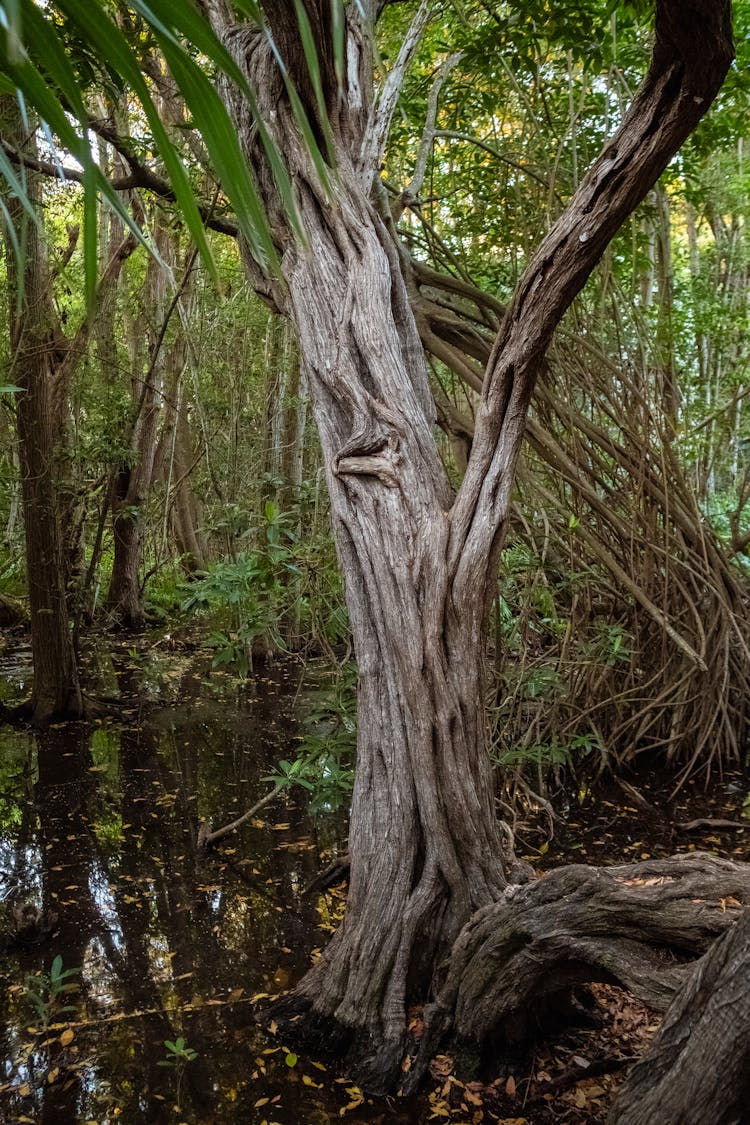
[180,497,348,674]
[144,565,185,621]
[264,663,357,814]
[24,956,80,1029]
[0,0,296,301]
[494,731,603,773]
[158,1037,198,1067]
[181,501,299,676]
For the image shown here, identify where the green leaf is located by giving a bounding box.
[130,0,301,259]
[264,24,333,199]
[3,0,23,63]
[54,0,215,276]
[160,40,277,269]
[293,0,335,161]
[330,0,346,88]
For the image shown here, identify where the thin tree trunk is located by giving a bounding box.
[2,101,84,723]
[106,225,167,627]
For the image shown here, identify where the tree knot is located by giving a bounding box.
[335,425,402,488]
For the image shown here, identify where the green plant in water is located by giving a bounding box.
[158,1036,198,1067]
[158,1036,198,1106]
[264,662,357,814]
[24,955,80,1028]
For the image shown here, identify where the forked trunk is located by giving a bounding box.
[220,12,514,1054]
[264,168,511,1086]
[214,0,733,1093]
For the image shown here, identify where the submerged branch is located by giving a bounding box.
[197,786,280,849]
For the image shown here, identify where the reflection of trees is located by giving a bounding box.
[103,657,213,1120]
[35,726,98,1125]
[3,658,345,1122]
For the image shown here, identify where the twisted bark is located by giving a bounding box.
[206,0,733,1092]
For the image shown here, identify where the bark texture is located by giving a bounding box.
[406,853,750,1089]
[609,906,750,1125]
[207,0,733,1091]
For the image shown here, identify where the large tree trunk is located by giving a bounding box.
[211,0,733,1092]
[265,168,509,1087]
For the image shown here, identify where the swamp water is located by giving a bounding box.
[0,645,416,1125]
[2,644,749,1125]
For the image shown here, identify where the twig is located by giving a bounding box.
[676,818,749,832]
[197,786,280,849]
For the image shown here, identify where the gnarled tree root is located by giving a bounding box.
[609,905,750,1125]
[404,853,750,1093]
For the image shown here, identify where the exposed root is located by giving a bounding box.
[410,257,750,778]
[610,905,750,1124]
[403,853,750,1093]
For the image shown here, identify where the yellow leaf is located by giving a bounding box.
[302,1074,322,1087]
[60,1028,74,1047]
[254,1097,270,1108]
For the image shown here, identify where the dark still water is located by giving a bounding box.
[0,647,410,1125]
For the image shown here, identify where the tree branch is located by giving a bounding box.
[360,0,432,178]
[403,52,463,203]
[448,0,734,613]
[0,134,239,239]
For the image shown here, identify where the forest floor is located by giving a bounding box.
[359,763,750,1125]
[0,638,748,1123]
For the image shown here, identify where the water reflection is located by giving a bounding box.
[0,654,381,1124]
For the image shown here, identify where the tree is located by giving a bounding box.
[0,0,736,1094]
[204,0,733,1088]
[1,98,135,722]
